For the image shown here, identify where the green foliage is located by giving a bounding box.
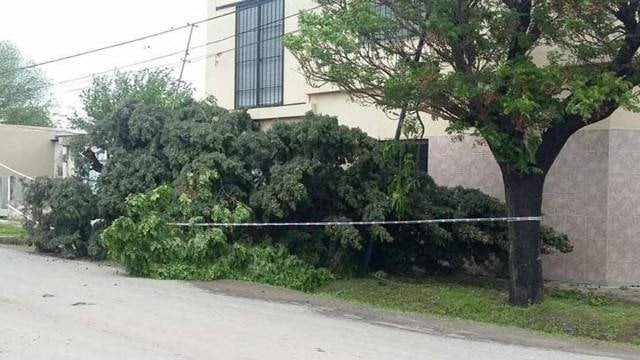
[246,114,571,274]
[22,177,98,258]
[285,1,640,174]
[153,245,333,292]
[102,176,332,292]
[72,70,256,221]
[92,97,570,277]
[0,41,52,127]
[97,147,172,221]
[71,69,192,136]
[71,69,571,290]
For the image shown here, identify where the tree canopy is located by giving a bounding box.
[285,0,640,173]
[0,41,52,127]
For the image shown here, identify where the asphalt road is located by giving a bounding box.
[0,247,627,359]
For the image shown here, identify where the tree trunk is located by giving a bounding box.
[362,237,375,273]
[501,169,545,306]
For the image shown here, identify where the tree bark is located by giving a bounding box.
[362,237,375,273]
[82,146,103,173]
[501,169,545,306]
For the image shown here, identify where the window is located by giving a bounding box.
[373,3,409,40]
[375,3,393,17]
[235,0,284,108]
[381,139,429,174]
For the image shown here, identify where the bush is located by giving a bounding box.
[102,174,332,292]
[152,245,333,292]
[22,177,98,258]
[247,114,572,275]
[100,108,570,279]
[68,70,571,287]
[376,184,571,276]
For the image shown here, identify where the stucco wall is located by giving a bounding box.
[0,124,64,178]
[605,128,640,284]
[206,0,317,114]
[428,121,640,286]
[206,0,450,138]
[541,129,611,284]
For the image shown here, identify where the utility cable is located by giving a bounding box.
[52,5,318,87]
[4,9,238,74]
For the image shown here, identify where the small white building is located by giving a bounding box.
[0,124,82,218]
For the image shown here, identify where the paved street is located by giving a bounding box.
[0,246,630,360]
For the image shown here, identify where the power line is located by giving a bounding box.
[59,52,218,94]
[190,4,321,52]
[59,61,184,94]
[52,5,321,87]
[214,28,301,57]
[54,50,186,86]
[5,9,238,74]
[57,27,296,92]
[57,26,299,94]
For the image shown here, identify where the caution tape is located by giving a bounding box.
[168,216,541,228]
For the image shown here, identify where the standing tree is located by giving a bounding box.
[0,41,52,127]
[285,0,640,305]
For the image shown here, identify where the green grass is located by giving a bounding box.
[318,276,640,345]
[0,223,26,237]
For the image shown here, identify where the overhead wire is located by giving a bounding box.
[57,26,299,94]
[19,4,323,77]
[52,5,319,88]
[4,9,240,74]
[59,52,220,94]
[52,4,324,98]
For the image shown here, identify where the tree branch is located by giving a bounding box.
[82,146,103,173]
[505,0,538,59]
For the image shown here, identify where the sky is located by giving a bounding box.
[0,0,209,126]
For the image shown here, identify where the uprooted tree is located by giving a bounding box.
[285,0,640,305]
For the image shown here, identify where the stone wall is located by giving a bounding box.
[541,129,609,284]
[606,129,640,284]
[427,128,640,286]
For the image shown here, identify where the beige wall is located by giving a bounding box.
[0,124,68,178]
[207,1,640,285]
[205,0,449,139]
[429,123,640,286]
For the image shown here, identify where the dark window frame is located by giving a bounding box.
[234,0,285,109]
[381,139,429,174]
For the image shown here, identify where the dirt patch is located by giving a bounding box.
[194,279,640,360]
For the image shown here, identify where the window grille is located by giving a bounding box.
[235,0,284,108]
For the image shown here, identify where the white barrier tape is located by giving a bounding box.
[0,161,34,181]
[168,216,541,228]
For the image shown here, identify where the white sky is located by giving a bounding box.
[0,1,209,126]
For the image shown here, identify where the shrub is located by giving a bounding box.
[69,70,571,284]
[247,114,572,275]
[102,173,332,291]
[151,245,333,292]
[22,177,98,258]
